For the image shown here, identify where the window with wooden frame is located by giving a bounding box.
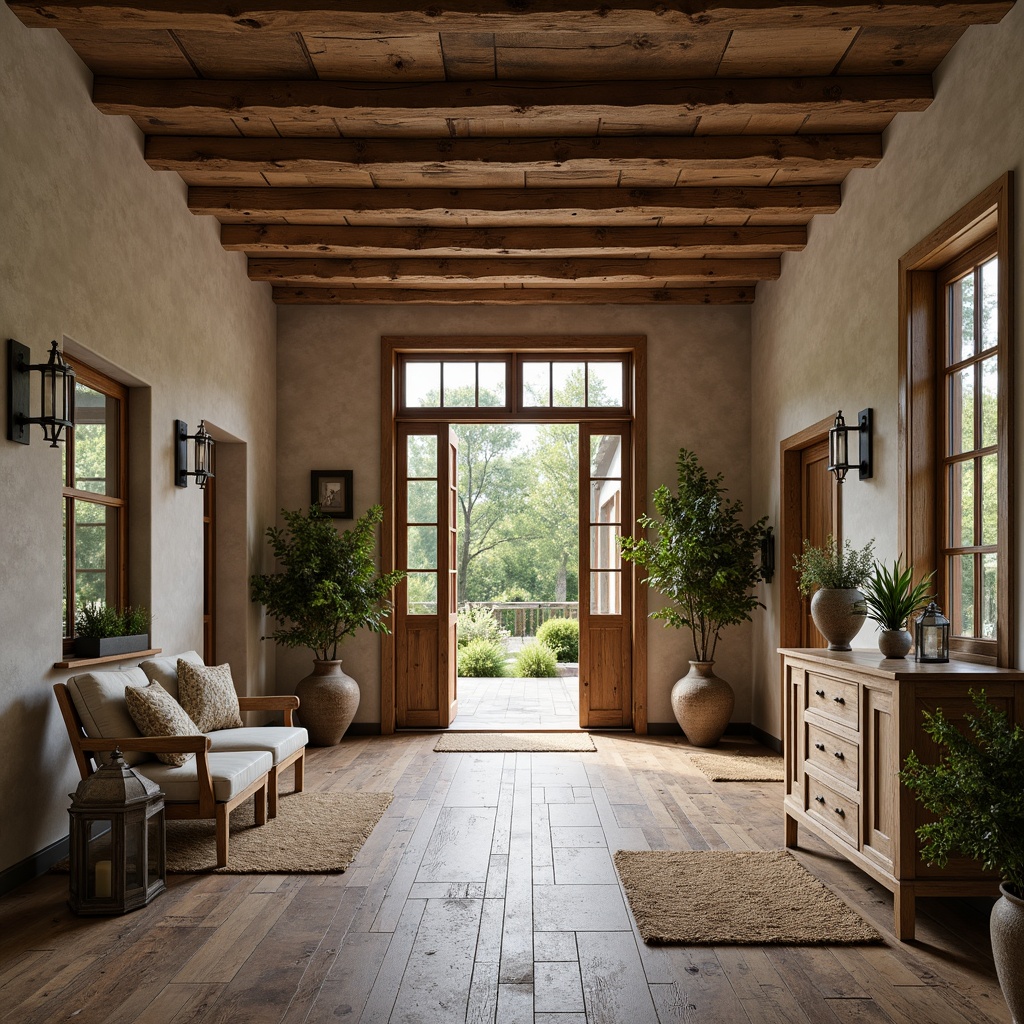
[62,358,128,648]
[899,173,1014,665]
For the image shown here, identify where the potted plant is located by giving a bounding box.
[618,447,767,747]
[862,557,934,658]
[793,535,875,650]
[74,603,151,659]
[250,504,405,745]
[900,690,1024,1021]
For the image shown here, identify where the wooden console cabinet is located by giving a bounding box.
[781,648,1024,940]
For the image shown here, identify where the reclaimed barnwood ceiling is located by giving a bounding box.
[8,1,1017,304]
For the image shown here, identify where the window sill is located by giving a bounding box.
[54,648,162,670]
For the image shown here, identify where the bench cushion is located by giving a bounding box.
[139,650,204,703]
[135,749,272,803]
[206,726,308,765]
[67,667,152,766]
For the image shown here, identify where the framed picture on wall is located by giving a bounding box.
[311,469,353,519]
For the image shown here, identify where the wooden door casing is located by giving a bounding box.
[801,438,835,648]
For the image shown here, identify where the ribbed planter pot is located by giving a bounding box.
[878,628,913,658]
[991,884,1024,1024]
[810,588,868,651]
[295,659,360,746]
[671,661,735,748]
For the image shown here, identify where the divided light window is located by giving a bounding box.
[62,358,128,644]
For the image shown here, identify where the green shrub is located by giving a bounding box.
[535,617,579,662]
[457,606,510,649]
[458,638,508,678]
[496,586,531,603]
[75,602,150,638]
[513,641,558,678]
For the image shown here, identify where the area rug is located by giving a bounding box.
[433,732,596,752]
[614,849,881,945]
[683,747,785,782]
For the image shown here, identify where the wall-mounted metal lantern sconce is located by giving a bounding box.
[7,339,76,447]
[760,525,775,583]
[174,420,214,489]
[827,408,873,483]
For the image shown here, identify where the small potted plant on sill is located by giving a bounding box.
[74,603,151,659]
[900,690,1024,1022]
[793,535,875,651]
[862,557,934,658]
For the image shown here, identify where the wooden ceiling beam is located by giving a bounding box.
[11,0,1011,33]
[271,286,756,304]
[220,223,809,257]
[189,185,841,219]
[147,134,881,176]
[246,256,780,284]
[95,76,932,122]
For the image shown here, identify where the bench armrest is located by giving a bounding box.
[81,736,211,754]
[238,695,299,726]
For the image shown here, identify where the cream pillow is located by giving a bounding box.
[124,681,202,767]
[177,659,243,733]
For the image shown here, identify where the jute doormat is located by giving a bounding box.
[683,747,785,782]
[614,849,881,945]
[433,732,596,752]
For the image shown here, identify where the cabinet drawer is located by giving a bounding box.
[805,721,859,790]
[806,672,858,727]
[806,774,859,847]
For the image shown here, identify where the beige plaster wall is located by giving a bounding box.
[0,9,277,874]
[749,3,1024,740]
[276,304,758,729]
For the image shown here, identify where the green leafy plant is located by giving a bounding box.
[863,558,934,630]
[535,617,579,662]
[513,641,558,678]
[75,602,150,638]
[457,638,508,678]
[618,447,768,663]
[900,690,1024,894]
[457,606,511,649]
[794,535,875,596]
[250,504,406,662]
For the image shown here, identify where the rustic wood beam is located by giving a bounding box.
[11,0,1011,34]
[220,224,809,257]
[246,256,780,284]
[189,185,841,220]
[271,286,756,304]
[148,135,881,176]
[95,76,932,123]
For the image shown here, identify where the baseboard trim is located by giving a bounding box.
[0,835,69,898]
[751,724,783,753]
[647,721,752,737]
[347,722,382,736]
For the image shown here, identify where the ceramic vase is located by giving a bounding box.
[810,588,868,651]
[878,628,913,658]
[991,884,1024,1024]
[671,661,734,748]
[295,659,360,746]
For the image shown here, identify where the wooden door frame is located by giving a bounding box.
[380,335,647,735]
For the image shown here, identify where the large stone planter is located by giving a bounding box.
[992,883,1024,1023]
[810,588,867,651]
[295,659,360,746]
[671,661,734,748]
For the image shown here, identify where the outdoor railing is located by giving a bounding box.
[462,601,579,637]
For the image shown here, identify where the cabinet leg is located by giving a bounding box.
[894,887,916,941]
[785,813,798,849]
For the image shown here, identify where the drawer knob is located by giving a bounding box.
[834,807,845,817]
[814,742,825,751]
[815,795,826,804]
[815,689,825,697]
[833,696,846,705]
[834,750,845,760]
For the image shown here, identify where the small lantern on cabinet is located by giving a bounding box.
[67,749,166,916]
[914,601,950,664]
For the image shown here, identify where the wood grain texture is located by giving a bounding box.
[272,285,756,303]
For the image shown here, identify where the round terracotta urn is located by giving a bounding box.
[295,660,360,746]
[671,661,735,748]
[810,588,868,651]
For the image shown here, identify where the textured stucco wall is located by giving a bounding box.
[750,3,1024,740]
[276,304,757,729]
[0,8,277,874]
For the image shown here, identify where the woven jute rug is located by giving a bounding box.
[614,849,881,945]
[683,747,785,782]
[433,732,596,752]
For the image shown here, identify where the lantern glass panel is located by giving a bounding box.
[125,816,144,892]
[87,819,114,900]
[147,816,162,889]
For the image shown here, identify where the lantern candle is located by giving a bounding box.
[95,860,112,898]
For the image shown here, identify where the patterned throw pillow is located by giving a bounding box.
[123,681,202,767]
[177,659,243,733]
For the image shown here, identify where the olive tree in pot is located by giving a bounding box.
[862,557,934,658]
[250,504,405,745]
[794,535,874,651]
[619,447,768,747]
[900,691,1024,1022]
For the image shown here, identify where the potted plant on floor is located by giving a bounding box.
[900,690,1024,1021]
[794,535,875,650]
[74,603,151,659]
[862,558,934,658]
[250,504,405,745]
[618,447,768,747]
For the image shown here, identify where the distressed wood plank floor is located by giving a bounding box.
[0,733,1011,1023]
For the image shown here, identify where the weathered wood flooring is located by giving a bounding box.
[0,732,1011,1023]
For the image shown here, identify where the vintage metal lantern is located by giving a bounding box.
[914,601,951,664]
[67,749,165,915]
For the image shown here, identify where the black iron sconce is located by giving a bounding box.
[827,408,873,483]
[7,339,76,447]
[174,419,214,489]
[760,525,775,583]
